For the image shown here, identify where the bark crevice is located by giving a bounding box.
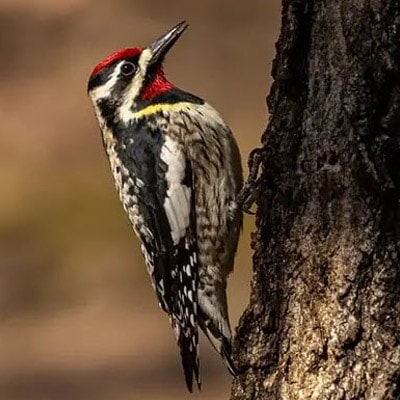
[232,1,400,399]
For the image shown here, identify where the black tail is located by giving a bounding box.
[178,329,201,392]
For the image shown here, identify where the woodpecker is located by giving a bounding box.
[87,21,243,391]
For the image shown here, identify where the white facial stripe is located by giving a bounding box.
[89,62,124,101]
[118,49,154,123]
[139,48,152,72]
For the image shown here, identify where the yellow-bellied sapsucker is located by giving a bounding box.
[87,21,243,392]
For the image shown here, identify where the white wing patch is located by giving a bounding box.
[160,135,191,245]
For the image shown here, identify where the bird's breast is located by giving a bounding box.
[100,126,146,235]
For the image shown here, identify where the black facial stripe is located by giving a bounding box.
[87,67,113,92]
[97,98,116,129]
[87,55,140,92]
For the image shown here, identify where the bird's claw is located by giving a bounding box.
[237,147,265,214]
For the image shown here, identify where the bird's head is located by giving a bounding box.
[87,21,188,111]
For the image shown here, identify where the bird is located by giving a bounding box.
[87,20,243,392]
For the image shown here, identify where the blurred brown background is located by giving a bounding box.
[0,1,280,399]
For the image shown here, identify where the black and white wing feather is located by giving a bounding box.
[118,125,200,391]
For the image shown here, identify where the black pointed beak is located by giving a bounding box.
[148,21,188,66]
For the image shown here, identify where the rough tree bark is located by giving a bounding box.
[232,1,400,399]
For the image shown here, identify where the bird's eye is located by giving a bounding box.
[121,62,136,76]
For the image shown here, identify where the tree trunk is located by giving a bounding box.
[232,1,400,399]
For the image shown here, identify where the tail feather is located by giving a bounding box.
[178,330,201,392]
[171,316,201,392]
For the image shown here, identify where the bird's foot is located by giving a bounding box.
[237,147,265,214]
